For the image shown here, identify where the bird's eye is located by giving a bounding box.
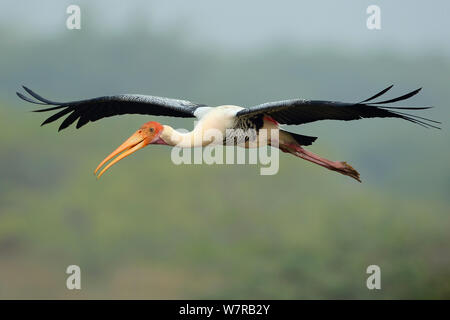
[149,127,154,133]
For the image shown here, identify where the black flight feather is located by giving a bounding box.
[17,86,208,131]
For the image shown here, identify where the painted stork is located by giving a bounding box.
[17,85,439,182]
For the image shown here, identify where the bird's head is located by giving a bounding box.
[94,121,167,178]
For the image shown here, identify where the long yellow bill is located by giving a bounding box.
[94,132,147,179]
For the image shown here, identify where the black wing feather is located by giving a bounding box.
[369,88,422,104]
[41,107,74,126]
[59,110,81,131]
[359,84,393,103]
[17,87,207,131]
[16,92,47,105]
[237,86,440,129]
[22,86,63,105]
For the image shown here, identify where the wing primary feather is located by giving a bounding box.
[16,92,47,105]
[377,106,432,110]
[41,107,74,126]
[379,108,441,123]
[388,110,441,128]
[370,88,422,104]
[22,86,62,105]
[76,116,90,129]
[392,112,430,128]
[359,85,394,103]
[33,105,67,112]
[391,110,440,129]
[58,110,80,131]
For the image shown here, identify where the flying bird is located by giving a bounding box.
[17,85,439,181]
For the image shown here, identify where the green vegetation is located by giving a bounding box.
[0,23,449,299]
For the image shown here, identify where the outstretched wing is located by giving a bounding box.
[17,86,208,131]
[236,86,440,129]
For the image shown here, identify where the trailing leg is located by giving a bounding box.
[280,142,361,182]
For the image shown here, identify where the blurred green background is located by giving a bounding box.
[0,0,449,299]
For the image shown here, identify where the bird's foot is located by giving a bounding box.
[332,161,361,183]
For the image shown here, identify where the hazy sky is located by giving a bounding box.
[1,0,449,56]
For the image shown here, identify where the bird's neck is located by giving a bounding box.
[161,125,202,148]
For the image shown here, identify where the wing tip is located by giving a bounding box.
[370,87,423,105]
[16,91,26,100]
[359,84,395,103]
[16,91,44,105]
